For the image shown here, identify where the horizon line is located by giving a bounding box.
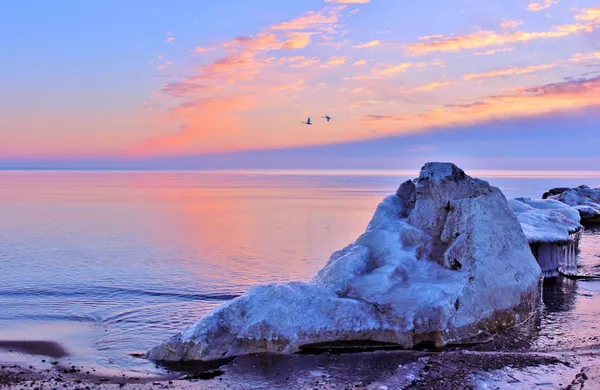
[2,168,600,179]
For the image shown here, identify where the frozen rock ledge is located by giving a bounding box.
[546,185,600,224]
[509,198,582,277]
[147,162,542,362]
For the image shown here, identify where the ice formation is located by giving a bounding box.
[547,185,600,224]
[509,198,582,277]
[147,163,541,362]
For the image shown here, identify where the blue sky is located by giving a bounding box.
[1,0,599,169]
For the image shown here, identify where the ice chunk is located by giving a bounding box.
[509,198,581,243]
[547,185,600,224]
[147,163,541,362]
[510,198,582,277]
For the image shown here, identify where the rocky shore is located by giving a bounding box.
[4,345,600,389]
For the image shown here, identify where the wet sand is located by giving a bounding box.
[0,341,69,359]
[3,345,600,389]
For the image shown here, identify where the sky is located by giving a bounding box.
[1,0,599,169]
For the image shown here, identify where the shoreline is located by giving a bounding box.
[3,344,600,389]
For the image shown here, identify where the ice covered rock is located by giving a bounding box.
[541,187,570,199]
[509,198,582,277]
[509,198,581,244]
[547,185,600,224]
[147,162,541,362]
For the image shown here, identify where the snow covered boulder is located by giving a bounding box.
[147,162,541,362]
[509,198,582,277]
[547,185,600,224]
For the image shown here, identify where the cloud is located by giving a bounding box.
[406,22,597,55]
[362,75,600,133]
[166,37,175,43]
[444,101,489,109]
[418,34,445,41]
[283,32,315,49]
[372,62,420,76]
[352,40,382,48]
[267,80,308,95]
[474,47,515,56]
[194,46,214,53]
[352,59,367,66]
[270,9,340,31]
[527,0,558,12]
[569,51,600,63]
[575,7,600,22]
[161,82,217,98]
[414,81,455,91]
[290,58,320,68]
[522,75,600,96]
[134,6,355,154]
[324,56,349,66]
[278,55,306,63]
[365,115,405,121]
[463,51,600,81]
[463,63,557,81]
[500,19,524,29]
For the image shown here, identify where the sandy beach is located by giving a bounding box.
[3,339,600,389]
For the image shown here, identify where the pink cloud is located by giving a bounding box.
[352,40,382,48]
[500,19,524,29]
[407,22,598,55]
[527,0,558,12]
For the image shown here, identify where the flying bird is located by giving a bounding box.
[301,117,312,125]
[322,115,332,122]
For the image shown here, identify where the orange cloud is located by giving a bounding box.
[407,22,597,55]
[352,59,367,66]
[527,0,558,11]
[278,55,306,63]
[352,40,382,48]
[194,46,215,53]
[500,19,524,29]
[463,63,557,81]
[414,81,455,91]
[162,82,218,98]
[270,9,340,31]
[568,51,600,63]
[166,37,175,43]
[290,58,320,68]
[372,62,418,76]
[362,75,600,134]
[267,80,308,95]
[575,7,600,22]
[325,56,349,66]
[135,7,352,154]
[283,32,315,49]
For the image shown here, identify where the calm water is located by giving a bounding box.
[0,170,599,373]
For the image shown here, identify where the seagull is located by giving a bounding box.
[301,117,312,125]
[322,115,332,122]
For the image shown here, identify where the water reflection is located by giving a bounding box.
[541,277,578,313]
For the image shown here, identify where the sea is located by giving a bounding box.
[0,169,599,374]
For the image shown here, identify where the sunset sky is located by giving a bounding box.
[1,0,599,169]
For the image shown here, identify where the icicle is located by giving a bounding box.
[530,229,582,278]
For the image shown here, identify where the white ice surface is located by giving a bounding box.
[550,185,600,222]
[509,197,582,243]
